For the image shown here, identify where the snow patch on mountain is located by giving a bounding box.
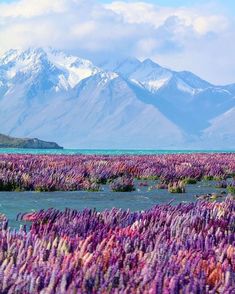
[45,48,101,88]
[0,48,103,91]
[176,79,198,95]
[146,78,170,92]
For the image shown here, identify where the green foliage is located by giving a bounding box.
[183,178,197,184]
[227,186,235,195]
[203,175,214,181]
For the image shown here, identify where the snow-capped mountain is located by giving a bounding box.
[101,57,235,134]
[0,48,234,149]
[100,57,211,93]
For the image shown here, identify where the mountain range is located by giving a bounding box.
[0,47,234,149]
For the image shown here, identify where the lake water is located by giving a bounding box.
[0,148,235,155]
[0,180,227,229]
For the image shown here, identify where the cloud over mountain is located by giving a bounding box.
[0,0,234,84]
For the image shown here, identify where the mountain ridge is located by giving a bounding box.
[0,47,234,149]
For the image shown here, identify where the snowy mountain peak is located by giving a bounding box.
[1,48,45,64]
[0,47,104,90]
[44,48,101,88]
[98,56,214,94]
[99,57,141,77]
[0,47,235,149]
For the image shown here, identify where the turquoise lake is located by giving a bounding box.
[0,148,235,155]
[0,180,228,229]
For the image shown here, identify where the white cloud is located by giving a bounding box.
[0,0,234,84]
[106,1,229,35]
[0,0,69,17]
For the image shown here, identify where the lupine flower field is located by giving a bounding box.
[0,198,234,293]
[0,153,235,192]
[0,153,235,293]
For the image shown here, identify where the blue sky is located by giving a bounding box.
[0,0,234,84]
[3,0,235,9]
[102,0,202,5]
[101,0,235,10]
[2,0,235,13]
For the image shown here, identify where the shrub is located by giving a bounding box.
[168,181,186,193]
[227,181,235,195]
[110,176,135,192]
[203,175,214,181]
[183,178,197,184]
[83,179,100,192]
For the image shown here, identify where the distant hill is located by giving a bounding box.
[0,133,63,149]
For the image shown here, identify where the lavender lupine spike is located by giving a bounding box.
[0,153,235,192]
[0,197,234,293]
